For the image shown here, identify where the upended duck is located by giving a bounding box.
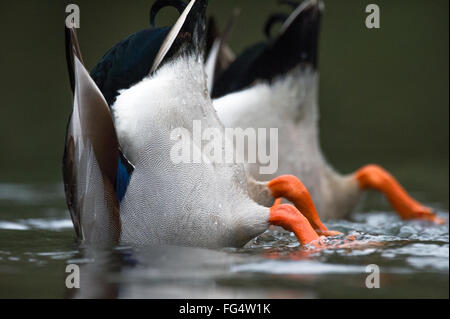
[63,0,340,249]
[211,0,443,224]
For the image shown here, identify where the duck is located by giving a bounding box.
[62,0,339,249]
[211,0,443,224]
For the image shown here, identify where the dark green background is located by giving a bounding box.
[0,0,448,204]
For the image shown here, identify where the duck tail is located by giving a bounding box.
[63,27,122,244]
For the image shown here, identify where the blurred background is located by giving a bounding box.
[0,0,448,299]
[0,0,448,206]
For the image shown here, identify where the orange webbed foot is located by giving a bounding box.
[355,165,444,225]
[268,175,342,237]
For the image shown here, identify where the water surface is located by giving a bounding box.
[0,166,447,299]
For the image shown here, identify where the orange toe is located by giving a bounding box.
[269,204,320,245]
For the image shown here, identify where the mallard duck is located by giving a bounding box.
[62,0,339,249]
[211,0,443,224]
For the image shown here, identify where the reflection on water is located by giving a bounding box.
[0,175,448,299]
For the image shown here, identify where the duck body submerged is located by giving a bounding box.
[63,0,286,249]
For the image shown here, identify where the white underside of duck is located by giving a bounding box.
[111,55,269,248]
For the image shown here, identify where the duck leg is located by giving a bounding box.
[355,165,444,224]
[269,203,321,245]
[268,175,341,236]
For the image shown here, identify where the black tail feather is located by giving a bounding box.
[65,27,83,94]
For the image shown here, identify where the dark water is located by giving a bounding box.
[0,0,448,298]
